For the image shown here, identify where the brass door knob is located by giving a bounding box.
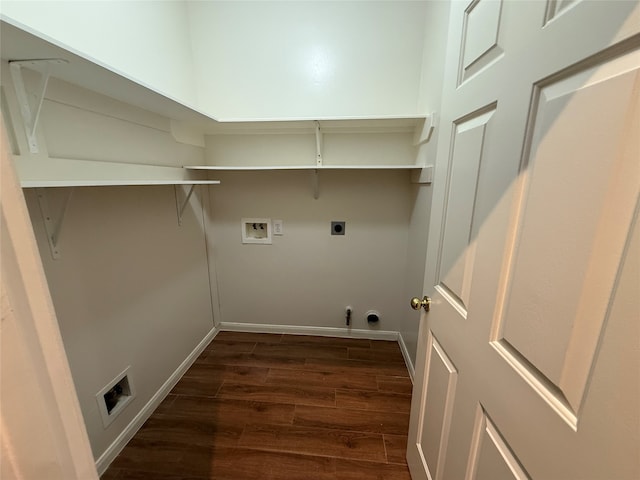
[410,296,431,312]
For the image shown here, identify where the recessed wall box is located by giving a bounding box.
[96,366,135,428]
[242,218,272,244]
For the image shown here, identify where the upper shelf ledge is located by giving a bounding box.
[183,165,422,171]
[201,115,430,135]
[21,179,221,188]
[14,156,218,188]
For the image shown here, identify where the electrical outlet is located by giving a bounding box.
[273,219,284,235]
[331,221,346,235]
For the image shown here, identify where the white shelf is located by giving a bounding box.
[21,180,220,188]
[184,165,422,171]
[182,165,431,200]
[202,117,427,135]
[28,178,216,258]
[2,22,432,191]
[320,165,421,170]
[13,157,219,189]
[194,118,434,173]
[0,19,219,128]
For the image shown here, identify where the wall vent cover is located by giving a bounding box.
[96,366,135,428]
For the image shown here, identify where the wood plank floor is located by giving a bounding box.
[102,332,414,480]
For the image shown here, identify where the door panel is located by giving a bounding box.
[416,333,458,480]
[466,406,529,480]
[459,0,504,84]
[544,0,580,24]
[492,49,640,425]
[436,106,495,314]
[408,1,640,479]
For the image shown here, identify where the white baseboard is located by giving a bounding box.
[95,325,219,475]
[398,332,415,383]
[219,322,400,341]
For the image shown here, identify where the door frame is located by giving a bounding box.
[1,119,97,479]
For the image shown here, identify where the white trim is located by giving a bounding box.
[219,322,400,341]
[95,325,219,475]
[398,333,416,383]
[184,165,420,171]
[21,180,220,188]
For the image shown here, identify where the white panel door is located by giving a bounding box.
[408,1,640,479]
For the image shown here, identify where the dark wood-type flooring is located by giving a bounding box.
[102,332,414,479]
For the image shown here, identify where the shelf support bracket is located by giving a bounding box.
[9,59,68,154]
[315,120,323,167]
[35,187,74,260]
[413,112,437,146]
[175,184,197,226]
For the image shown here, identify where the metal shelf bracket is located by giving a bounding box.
[174,184,197,226]
[312,121,323,199]
[35,187,74,260]
[9,59,68,153]
[315,120,323,167]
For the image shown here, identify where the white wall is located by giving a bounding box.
[25,185,214,459]
[36,77,204,168]
[417,0,453,115]
[0,0,197,107]
[1,1,430,120]
[208,170,411,332]
[187,1,429,120]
